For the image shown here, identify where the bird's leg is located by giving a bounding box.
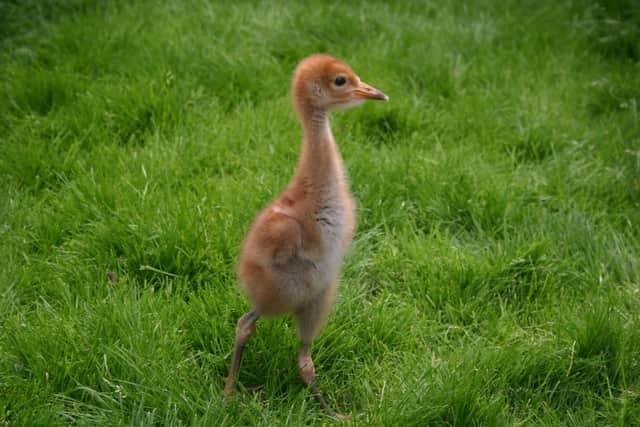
[295,285,349,420]
[298,343,333,414]
[224,310,259,396]
[298,343,350,421]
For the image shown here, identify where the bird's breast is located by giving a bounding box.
[313,189,355,254]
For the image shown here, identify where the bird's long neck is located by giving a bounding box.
[294,105,345,192]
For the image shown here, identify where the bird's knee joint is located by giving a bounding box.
[298,356,316,385]
[235,313,257,343]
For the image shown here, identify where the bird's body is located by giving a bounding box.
[225,54,387,417]
[238,110,355,318]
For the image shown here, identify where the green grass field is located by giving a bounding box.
[1,0,639,425]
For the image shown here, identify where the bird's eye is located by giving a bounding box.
[334,76,347,86]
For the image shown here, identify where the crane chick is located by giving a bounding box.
[225,54,388,417]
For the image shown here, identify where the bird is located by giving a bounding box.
[224,54,388,417]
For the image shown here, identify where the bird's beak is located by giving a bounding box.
[353,81,389,101]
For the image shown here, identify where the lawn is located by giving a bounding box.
[1,0,639,425]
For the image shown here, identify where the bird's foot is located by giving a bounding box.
[332,412,352,422]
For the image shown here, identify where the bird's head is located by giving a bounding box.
[292,54,388,113]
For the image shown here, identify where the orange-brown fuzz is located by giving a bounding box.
[226,54,387,418]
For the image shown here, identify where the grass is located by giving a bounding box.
[1,0,639,425]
